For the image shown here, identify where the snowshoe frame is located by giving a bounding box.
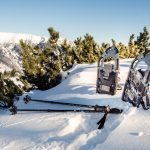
[122,51,150,110]
[96,46,119,95]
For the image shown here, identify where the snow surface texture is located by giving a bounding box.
[0,59,150,150]
[0,32,47,72]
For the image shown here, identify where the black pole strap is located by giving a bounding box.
[97,106,110,129]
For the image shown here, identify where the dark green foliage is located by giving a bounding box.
[74,34,99,63]
[2,69,17,78]
[20,26,150,91]
[0,75,23,107]
[48,27,60,45]
[135,26,150,54]
[118,26,150,59]
[127,34,139,58]
[74,37,84,63]
[60,39,75,71]
[19,76,32,91]
[117,42,128,58]
[21,27,62,90]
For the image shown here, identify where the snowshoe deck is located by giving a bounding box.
[96,46,120,95]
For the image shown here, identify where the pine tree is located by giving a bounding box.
[117,42,128,58]
[74,37,84,63]
[36,27,62,89]
[74,34,99,63]
[0,73,22,107]
[128,34,139,57]
[60,39,75,70]
[20,27,62,90]
[82,34,99,63]
[135,26,150,53]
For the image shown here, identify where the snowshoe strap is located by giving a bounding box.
[97,106,110,129]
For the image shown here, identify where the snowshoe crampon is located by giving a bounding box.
[96,46,120,95]
[122,51,150,110]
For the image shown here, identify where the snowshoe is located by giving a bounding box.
[122,51,150,110]
[96,46,120,95]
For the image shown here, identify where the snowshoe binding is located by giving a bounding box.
[96,46,120,95]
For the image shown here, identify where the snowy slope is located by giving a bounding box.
[0,32,47,72]
[0,59,150,150]
[0,32,47,44]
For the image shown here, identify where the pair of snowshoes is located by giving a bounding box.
[96,46,150,110]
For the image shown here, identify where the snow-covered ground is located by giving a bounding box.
[0,59,150,150]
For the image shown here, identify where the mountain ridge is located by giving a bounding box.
[0,32,48,72]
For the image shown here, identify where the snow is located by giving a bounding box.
[0,32,48,72]
[0,59,150,150]
[0,32,47,44]
[10,77,24,88]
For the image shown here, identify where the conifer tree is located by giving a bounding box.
[127,34,139,57]
[74,34,99,63]
[135,26,150,53]
[74,37,84,63]
[82,34,99,63]
[43,27,62,87]
[20,27,62,90]
[0,74,22,107]
[60,39,75,70]
[117,42,128,58]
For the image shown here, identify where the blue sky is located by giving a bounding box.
[0,0,149,44]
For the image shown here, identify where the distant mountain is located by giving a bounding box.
[0,32,48,72]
